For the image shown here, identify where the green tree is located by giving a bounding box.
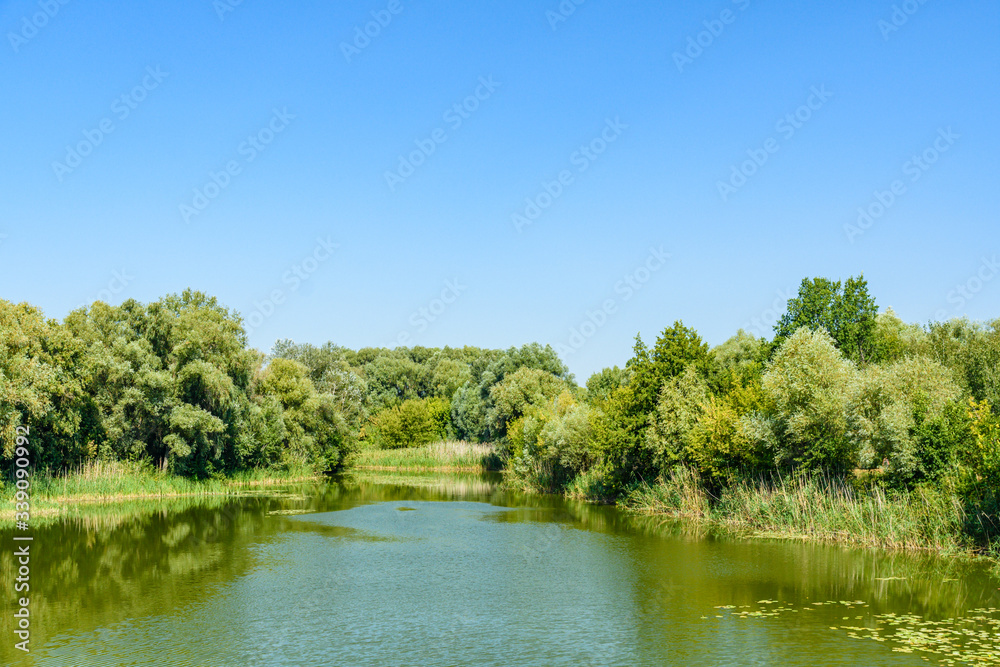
[708,330,767,394]
[0,300,90,469]
[773,275,878,364]
[762,328,856,471]
[591,322,710,488]
[451,344,569,442]
[487,367,566,442]
[847,355,962,481]
[585,366,625,404]
[644,366,711,475]
[366,397,450,449]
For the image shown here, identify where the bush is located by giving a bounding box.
[847,355,962,482]
[762,328,855,471]
[367,397,450,449]
[686,381,769,484]
[644,366,710,474]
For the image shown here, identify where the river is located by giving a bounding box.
[3,471,998,666]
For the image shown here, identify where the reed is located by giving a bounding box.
[351,440,501,471]
[621,469,975,555]
[0,459,319,510]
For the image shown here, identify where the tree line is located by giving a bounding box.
[2,278,999,523]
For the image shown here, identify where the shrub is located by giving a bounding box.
[847,355,962,482]
[762,328,855,471]
[367,397,450,449]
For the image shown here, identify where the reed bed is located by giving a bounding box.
[0,459,318,508]
[351,440,501,471]
[622,468,973,555]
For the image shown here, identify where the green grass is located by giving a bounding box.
[621,468,976,556]
[351,440,502,471]
[0,460,320,522]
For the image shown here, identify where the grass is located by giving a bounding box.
[351,440,502,472]
[621,468,980,556]
[0,459,320,523]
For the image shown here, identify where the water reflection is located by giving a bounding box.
[0,471,997,666]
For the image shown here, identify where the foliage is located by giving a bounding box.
[585,366,625,403]
[487,367,566,441]
[966,398,1000,486]
[450,343,569,443]
[591,322,711,489]
[761,328,855,471]
[707,330,767,395]
[643,366,711,474]
[773,275,879,364]
[4,274,1000,557]
[686,380,769,484]
[847,356,962,482]
[366,397,450,449]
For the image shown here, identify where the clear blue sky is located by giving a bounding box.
[1,0,997,380]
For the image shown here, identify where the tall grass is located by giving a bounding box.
[0,459,319,508]
[715,474,968,552]
[621,467,711,518]
[351,440,501,471]
[621,468,973,555]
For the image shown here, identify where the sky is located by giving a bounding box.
[1,0,998,381]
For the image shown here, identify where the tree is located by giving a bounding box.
[271,340,367,428]
[585,366,625,404]
[773,275,879,364]
[487,367,566,441]
[644,366,711,475]
[257,358,352,470]
[451,344,570,442]
[0,300,90,469]
[847,356,962,481]
[366,398,449,449]
[762,328,856,471]
[592,321,711,488]
[708,330,767,394]
[869,308,930,363]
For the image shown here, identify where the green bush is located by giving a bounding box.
[761,328,855,471]
[366,397,450,449]
[847,355,962,482]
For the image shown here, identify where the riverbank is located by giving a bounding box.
[0,460,321,523]
[351,440,502,472]
[495,462,1000,565]
[617,467,999,562]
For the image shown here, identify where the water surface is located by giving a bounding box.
[3,472,998,666]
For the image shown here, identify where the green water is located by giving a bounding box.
[3,472,999,666]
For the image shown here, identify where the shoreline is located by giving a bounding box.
[0,471,324,523]
[6,459,996,569]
